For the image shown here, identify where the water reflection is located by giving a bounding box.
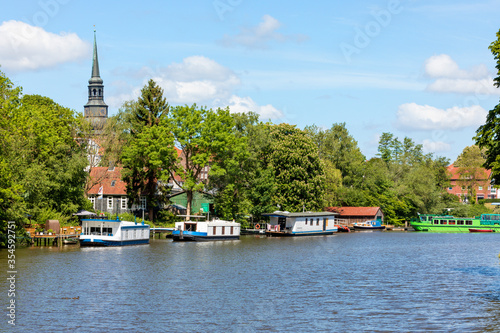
[1,233,500,331]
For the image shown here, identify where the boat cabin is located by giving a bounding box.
[262,211,338,236]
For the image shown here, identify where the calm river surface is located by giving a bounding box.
[2,232,500,332]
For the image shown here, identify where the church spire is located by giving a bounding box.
[84,29,108,133]
[91,30,100,78]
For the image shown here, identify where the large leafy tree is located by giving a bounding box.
[267,123,325,212]
[0,70,26,244]
[121,121,176,222]
[167,104,237,219]
[476,29,500,184]
[121,80,173,222]
[11,95,89,222]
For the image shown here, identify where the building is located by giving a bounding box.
[87,166,147,215]
[84,30,108,133]
[446,164,498,202]
[325,207,384,225]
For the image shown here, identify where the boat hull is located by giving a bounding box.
[353,226,385,230]
[79,239,149,246]
[468,228,495,233]
[172,230,239,242]
[265,230,336,237]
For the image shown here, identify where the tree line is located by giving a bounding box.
[3,28,500,245]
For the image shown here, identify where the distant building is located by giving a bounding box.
[87,166,147,216]
[325,207,384,224]
[446,164,498,202]
[84,30,108,133]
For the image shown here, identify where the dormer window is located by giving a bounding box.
[111,180,116,187]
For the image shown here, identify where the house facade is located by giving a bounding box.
[446,164,499,202]
[87,166,147,215]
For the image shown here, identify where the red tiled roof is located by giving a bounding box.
[447,164,491,180]
[87,167,127,196]
[326,207,381,216]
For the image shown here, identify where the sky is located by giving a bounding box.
[1,0,500,162]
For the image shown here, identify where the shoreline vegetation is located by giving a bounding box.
[3,27,500,247]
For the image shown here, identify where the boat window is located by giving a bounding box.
[213,226,216,235]
[449,220,456,225]
[466,220,473,225]
[222,227,225,235]
[440,220,447,225]
[230,226,234,235]
[433,220,439,225]
[317,218,320,226]
[305,219,308,225]
[457,220,464,225]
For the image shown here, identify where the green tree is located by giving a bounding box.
[121,121,176,222]
[476,29,500,184]
[168,104,237,219]
[267,123,325,212]
[132,79,169,135]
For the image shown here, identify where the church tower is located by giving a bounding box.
[84,30,108,132]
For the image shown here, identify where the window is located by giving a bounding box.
[478,186,483,191]
[305,219,308,225]
[457,220,464,225]
[121,196,127,210]
[448,187,453,190]
[89,196,95,209]
[317,218,320,226]
[107,196,113,210]
[213,226,216,235]
[221,227,225,235]
[111,180,116,187]
[465,220,473,225]
[230,226,234,235]
[440,220,447,225]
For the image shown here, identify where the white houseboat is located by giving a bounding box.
[263,211,338,236]
[79,217,150,246]
[172,219,240,241]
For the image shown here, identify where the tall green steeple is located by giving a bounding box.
[84,30,108,132]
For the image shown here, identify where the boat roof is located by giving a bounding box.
[262,211,338,218]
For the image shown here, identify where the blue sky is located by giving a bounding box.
[1,0,500,162]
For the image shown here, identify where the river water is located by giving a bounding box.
[1,232,500,332]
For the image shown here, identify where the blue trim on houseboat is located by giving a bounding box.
[121,225,150,230]
[79,239,149,246]
[171,230,208,237]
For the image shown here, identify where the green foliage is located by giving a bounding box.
[168,104,238,218]
[121,120,176,222]
[133,79,169,134]
[476,30,500,185]
[267,123,325,212]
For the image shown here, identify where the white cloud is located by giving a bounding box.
[427,78,498,95]
[422,140,451,154]
[109,56,283,119]
[424,54,499,95]
[395,102,487,130]
[226,95,283,119]
[0,20,89,71]
[219,14,308,49]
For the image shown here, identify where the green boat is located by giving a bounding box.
[410,213,500,233]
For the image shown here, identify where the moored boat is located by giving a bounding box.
[172,219,240,241]
[63,238,78,245]
[262,211,338,236]
[469,228,495,233]
[410,213,500,233]
[79,217,150,246]
[353,219,385,230]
